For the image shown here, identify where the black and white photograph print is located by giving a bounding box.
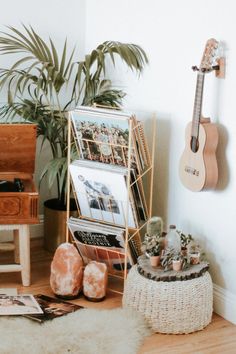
[78,175,120,214]
[69,162,137,228]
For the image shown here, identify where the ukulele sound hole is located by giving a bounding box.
[190,136,199,153]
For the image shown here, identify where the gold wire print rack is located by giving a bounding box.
[65,106,156,294]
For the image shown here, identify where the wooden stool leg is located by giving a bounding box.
[13,229,20,264]
[19,225,31,286]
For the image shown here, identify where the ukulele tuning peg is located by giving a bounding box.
[212,65,220,71]
[192,65,199,71]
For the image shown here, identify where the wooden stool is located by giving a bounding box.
[0,224,30,286]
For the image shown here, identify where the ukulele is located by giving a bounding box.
[179,38,219,192]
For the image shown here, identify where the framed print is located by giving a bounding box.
[69,160,137,228]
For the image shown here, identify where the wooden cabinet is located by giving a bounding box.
[0,124,39,224]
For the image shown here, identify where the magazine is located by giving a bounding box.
[24,294,83,323]
[132,115,151,169]
[130,169,147,222]
[0,294,43,316]
[67,217,137,272]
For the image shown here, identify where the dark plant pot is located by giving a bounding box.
[44,198,78,253]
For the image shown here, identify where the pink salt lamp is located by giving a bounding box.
[83,261,108,301]
[50,243,84,299]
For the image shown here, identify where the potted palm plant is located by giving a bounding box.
[0,25,148,251]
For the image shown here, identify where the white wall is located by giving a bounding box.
[85,0,236,303]
[0,0,86,103]
[0,0,86,213]
[0,0,86,58]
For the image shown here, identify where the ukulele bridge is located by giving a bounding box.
[184,165,199,177]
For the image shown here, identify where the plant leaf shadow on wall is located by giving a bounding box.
[153,116,171,221]
[215,124,229,191]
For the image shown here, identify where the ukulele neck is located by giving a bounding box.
[191,72,205,139]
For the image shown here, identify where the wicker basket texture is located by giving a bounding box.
[123,265,213,334]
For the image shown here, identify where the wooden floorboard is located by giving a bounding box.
[0,238,236,353]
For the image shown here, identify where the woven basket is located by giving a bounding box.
[123,265,213,334]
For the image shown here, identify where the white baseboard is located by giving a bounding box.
[213,283,236,325]
[0,214,44,241]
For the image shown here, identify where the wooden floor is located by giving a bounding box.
[1,239,236,354]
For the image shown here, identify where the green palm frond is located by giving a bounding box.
[82,79,125,107]
[0,25,74,100]
[73,41,148,105]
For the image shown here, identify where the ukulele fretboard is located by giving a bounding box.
[191,73,205,138]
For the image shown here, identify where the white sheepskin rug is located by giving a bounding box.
[0,307,151,354]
